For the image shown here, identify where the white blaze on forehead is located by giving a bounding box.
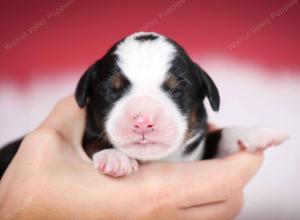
[114,32,176,86]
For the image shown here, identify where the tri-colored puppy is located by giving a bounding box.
[75,32,287,177]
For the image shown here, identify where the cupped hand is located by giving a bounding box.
[0,96,263,220]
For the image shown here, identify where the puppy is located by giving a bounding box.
[0,32,287,179]
[75,32,287,177]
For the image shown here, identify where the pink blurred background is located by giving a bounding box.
[1,0,300,83]
[0,1,299,219]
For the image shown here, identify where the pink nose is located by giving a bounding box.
[133,114,155,135]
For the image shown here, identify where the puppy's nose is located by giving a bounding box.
[133,113,155,135]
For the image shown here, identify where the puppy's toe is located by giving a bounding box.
[92,149,139,177]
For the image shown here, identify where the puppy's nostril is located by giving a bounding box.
[147,124,154,128]
[134,125,140,128]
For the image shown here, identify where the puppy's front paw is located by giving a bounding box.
[236,127,288,152]
[92,149,139,177]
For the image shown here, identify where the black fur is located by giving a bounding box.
[165,38,220,112]
[135,34,158,42]
[183,105,208,155]
[0,138,23,179]
[193,63,220,111]
[183,132,206,155]
[75,40,133,157]
[202,129,222,159]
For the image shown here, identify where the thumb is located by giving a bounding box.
[144,151,264,208]
[224,151,264,187]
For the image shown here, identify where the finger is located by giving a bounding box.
[140,152,262,208]
[40,95,85,145]
[176,152,262,207]
[224,151,264,187]
[178,192,243,220]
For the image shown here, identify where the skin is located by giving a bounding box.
[0,96,263,220]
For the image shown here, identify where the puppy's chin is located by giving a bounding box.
[114,140,183,161]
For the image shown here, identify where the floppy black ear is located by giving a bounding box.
[75,64,97,107]
[194,63,220,111]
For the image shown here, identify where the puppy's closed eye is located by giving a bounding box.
[106,73,130,100]
[94,73,130,102]
[111,73,128,90]
[164,74,179,90]
[163,74,191,99]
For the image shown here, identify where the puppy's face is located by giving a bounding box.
[76,32,219,160]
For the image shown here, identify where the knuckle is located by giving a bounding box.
[152,185,172,205]
[223,172,244,199]
[225,192,244,220]
[53,97,69,110]
[21,127,61,154]
[145,180,178,210]
[136,185,173,220]
[233,173,244,191]
[26,127,60,144]
[236,192,244,210]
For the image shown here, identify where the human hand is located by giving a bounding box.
[0,96,263,220]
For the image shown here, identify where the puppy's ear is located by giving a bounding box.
[75,64,97,107]
[194,63,220,111]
